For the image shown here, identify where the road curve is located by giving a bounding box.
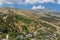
[39,19,60,34]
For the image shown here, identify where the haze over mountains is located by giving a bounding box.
[0,7,60,40]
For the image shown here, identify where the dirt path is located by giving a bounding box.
[40,19,60,34]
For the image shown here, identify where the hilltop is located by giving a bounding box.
[0,7,60,40]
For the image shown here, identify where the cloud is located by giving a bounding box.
[24,0,55,4]
[0,0,4,5]
[32,5,45,10]
[57,0,60,4]
[5,1,14,4]
[0,0,59,6]
[0,0,24,5]
[0,0,56,5]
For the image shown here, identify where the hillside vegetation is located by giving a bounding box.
[0,7,60,40]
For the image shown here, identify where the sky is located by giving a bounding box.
[0,0,60,11]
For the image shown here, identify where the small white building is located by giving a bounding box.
[2,34,9,40]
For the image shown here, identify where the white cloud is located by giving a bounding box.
[5,1,14,4]
[57,0,60,4]
[0,0,59,6]
[0,0,24,5]
[0,0,4,5]
[32,5,45,10]
[24,0,55,4]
